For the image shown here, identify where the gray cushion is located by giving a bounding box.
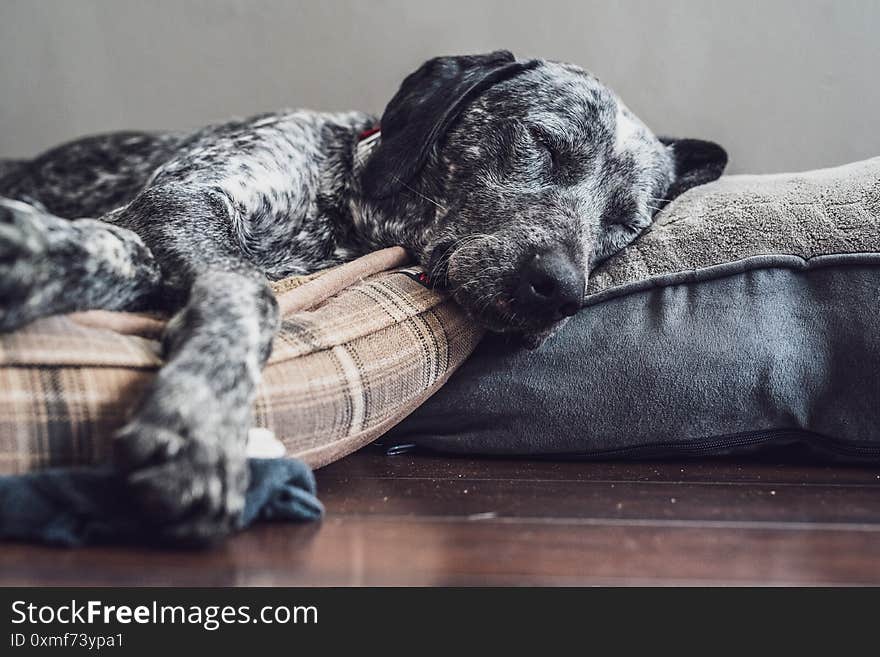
[389,158,880,461]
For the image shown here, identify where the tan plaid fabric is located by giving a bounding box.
[0,247,484,474]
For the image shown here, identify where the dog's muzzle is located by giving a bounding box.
[514,251,584,322]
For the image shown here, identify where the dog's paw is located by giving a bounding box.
[114,419,250,546]
[0,203,53,331]
[0,200,49,266]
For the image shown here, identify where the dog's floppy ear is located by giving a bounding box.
[660,138,728,200]
[362,51,539,199]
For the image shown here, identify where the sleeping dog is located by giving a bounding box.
[0,51,726,542]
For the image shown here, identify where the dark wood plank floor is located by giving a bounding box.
[2,445,880,586]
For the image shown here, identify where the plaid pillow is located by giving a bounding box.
[0,247,483,474]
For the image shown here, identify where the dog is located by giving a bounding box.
[0,51,727,542]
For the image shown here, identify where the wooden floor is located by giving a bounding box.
[2,445,880,586]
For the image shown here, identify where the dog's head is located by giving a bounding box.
[362,51,727,344]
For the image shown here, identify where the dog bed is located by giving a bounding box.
[0,247,484,475]
[388,156,880,461]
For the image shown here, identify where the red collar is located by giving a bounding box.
[358,125,381,141]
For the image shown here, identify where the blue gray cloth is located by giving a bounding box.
[389,261,880,461]
[0,458,322,546]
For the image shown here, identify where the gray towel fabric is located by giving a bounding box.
[588,156,880,303]
[390,157,880,460]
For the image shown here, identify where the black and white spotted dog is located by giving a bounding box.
[0,51,726,542]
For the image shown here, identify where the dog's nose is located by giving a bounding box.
[515,251,584,320]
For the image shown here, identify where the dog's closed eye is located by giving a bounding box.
[528,126,561,173]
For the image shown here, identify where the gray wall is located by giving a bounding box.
[1,0,878,173]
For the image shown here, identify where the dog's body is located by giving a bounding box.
[0,52,726,542]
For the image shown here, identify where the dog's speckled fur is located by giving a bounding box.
[0,52,726,542]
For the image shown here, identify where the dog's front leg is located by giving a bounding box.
[114,267,279,544]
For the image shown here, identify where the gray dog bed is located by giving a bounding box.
[389,157,880,461]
